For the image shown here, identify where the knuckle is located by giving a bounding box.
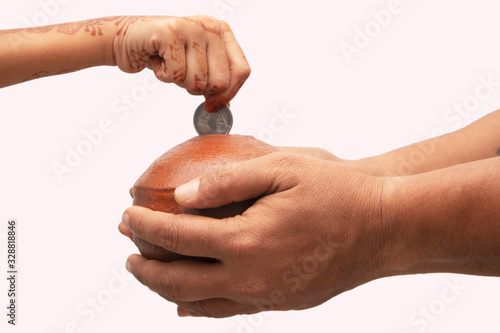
[213,164,236,192]
[132,268,148,286]
[208,74,230,92]
[234,63,251,81]
[173,69,187,83]
[228,235,272,299]
[192,300,214,317]
[266,153,306,188]
[186,89,203,96]
[228,227,259,261]
[197,14,217,22]
[271,152,307,171]
[162,65,186,84]
[127,207,145,234]
[197,165,233,207]
[188,15,223,36]
[219,20,232,33]
[232,239,252,262]
[190,73,208,92]
[159,270,184,300]
[233,275,270,299]
[156,215,181,252]
[190,299,232,318]
[204,15,223,33]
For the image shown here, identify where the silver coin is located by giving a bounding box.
[193,102,233,135]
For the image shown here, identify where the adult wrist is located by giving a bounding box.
[374,175,430,277]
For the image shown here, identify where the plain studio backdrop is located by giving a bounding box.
[1,0,499,332]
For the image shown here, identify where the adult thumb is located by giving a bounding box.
[174,153,294,209]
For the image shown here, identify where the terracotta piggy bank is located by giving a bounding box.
[131,134,278,262]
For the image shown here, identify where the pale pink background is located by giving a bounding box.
[1,0,499,332]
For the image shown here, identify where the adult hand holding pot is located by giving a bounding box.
[120,132,500,318]
[120,152,389,317]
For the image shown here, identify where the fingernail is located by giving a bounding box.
[126,260,132,273]
[205,104,216,113]
[175,179,200,203]
[205,102,223,113]
[122,213,130,229]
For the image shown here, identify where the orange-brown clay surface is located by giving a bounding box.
[131,134,279,262]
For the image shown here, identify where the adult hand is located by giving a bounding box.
[117,146,341,243]
[278,146,342,162]
[120,153,395,318]
[113,15,250,111]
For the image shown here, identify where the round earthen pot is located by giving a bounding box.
[131,134,279,262]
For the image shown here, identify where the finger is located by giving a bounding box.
[205,29,230,95]
[118,222,133,240]
[126,254,226,301]
[174,152,300,209]
[152,38,187,83]
[173,298,258,318]
[178,39,208,94]
[278,147,340,162]
[177,307,200,317]
[204,22,251,112]
[122,205,234,258]
[158,293,231,317]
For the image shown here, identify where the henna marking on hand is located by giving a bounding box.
[173,76,184,82]
[184,17,222,35]
[191,41,205,54]
[128,49,152,71]
[173,69,184,76]
[172,68,185,82]
[192,74,207,91]
[221,21,232,33]
[169,39,184,63]
[115,17,140,36]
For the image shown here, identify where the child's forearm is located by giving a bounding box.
[0,17,120,88]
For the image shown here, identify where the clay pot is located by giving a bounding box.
[131,134,279,262]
